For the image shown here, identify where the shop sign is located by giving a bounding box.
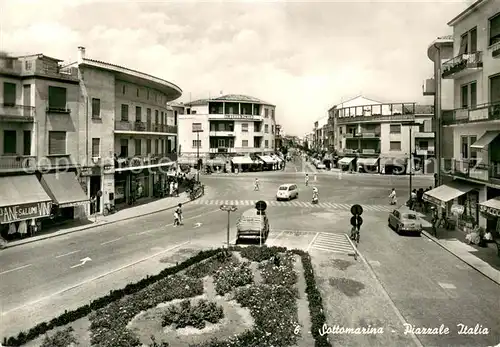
[0,201,52,224]
[80,167,93,176]
[480,205,500,217]
[451,204,464,215]
[223,114,255,120]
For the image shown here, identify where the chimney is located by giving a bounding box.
[77,46,86,64]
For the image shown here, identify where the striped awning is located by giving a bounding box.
[479,197,500,217]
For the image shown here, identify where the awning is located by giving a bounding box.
[232,156,254,165]
[206,158,226,166]
[357,157,379,166]
[471,131,500,150]
[0,175,53,224]
[40,172,89,208]
[258,155,276,164]
[177,157,196,165]
[271,155,283,163]
[479,197,500,217]
[338,157,355,165]
[423,181,476,205]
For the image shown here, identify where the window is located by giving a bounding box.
[242,140,248,147]
[120,139,128,157]
[135,106,141,122]
[389,141,401,151]
[23,130,31,155]
[271,125,274,134]
[147,90,150,100]
[390,124,401,134]
[217,139,225,147]
[272,140,275,148]
[418,141,428,150]
[270,109,274,119]
[155,139,159,154]
[470,136,478,163]
[265,109,269,118]
[3,82,16,105]
[461,136,469,159]
[461,81,477,108]
[136,88,140,97]
[122,85,126,94]
[135,139,141,155]
[91,138,100,157]
[25,61,32,70]
[161,112,164,125]
[470,82,477,108]
[192,122,202,132]
[193,139,202,148]
[489,13,500,46]
[146,139,152,154]
[121,104,129,121]
[461,84,468,108]
[490,74,500,104]
[3,130,16,154]
[91,98,101,119]
[155,110,159,124]
[265,124,269,133]
[48,86,67,110]
[265,140,269,148]
[242,123,248,132]
[48,131,66,155]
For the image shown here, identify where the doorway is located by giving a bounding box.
[90,176,102,214]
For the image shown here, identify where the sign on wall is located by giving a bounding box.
[192,123,203,132]
[0,201,52,224]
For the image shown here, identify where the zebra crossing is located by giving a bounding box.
[308,232,355,254]
[191,199,393,212]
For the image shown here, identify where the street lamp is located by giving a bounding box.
[192,123,203,182]
[402,121,419,201]
[220,204,238,249]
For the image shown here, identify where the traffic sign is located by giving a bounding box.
[220,205,237,212]
[351,204,363,216]
[255,200,267,211]
[97,190,103,197]
[350,216,363,227]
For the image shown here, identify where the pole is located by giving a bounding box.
[227,210,230,249]
[435,46,442,187]
[409,126,413,200]
[196,131,200,182]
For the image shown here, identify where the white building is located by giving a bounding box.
[424,0,500,230]
[313,116,329,151]
[177,94,278,169]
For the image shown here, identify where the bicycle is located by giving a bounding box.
[351,227,360,245]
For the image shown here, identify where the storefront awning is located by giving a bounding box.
[479,197,500,217]
[232,156,254,165]
[471,131,500,150]
[257,155,276,164]
[271,155,283,163]
[423,181,476,205]
[206,158,226,166]
[338,157,355,165]
[40,172,89,208]
[357,157,379,166]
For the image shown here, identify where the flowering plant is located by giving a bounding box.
[213,261,253,295]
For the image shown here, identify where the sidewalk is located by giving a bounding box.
[418,212,500,285]
[1,193,192,250]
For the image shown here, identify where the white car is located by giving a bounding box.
[276,184,299,201]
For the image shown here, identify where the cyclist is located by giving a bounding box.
[350,225,360,243]
[305,173,309,186]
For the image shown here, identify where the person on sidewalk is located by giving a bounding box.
[174,181,179,197]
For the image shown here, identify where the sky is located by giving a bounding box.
[1,0,471,136]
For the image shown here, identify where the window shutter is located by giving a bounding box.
[490,14,500,44]
[458,35,468,55]
[92,138,100,156]
[48,87,66,109]
[48,131,66,155]
[3,83,16,105]
[491,75,500,103]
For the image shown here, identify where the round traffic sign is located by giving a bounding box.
[351,204,363,216]
[97,190,103,197]
[350,216,363,227]
[255,200,267,211]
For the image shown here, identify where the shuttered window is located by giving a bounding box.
[135,139,141,155]
[48,131,66,155]
[135,106,141,122]
[491,75,500,103]
[92,138,100,157]
[3,82,16,106]
[490,13,500,45]
[458,34,468,54]
[48,86,67,110]
[3,130,16,154]
[121,104,129,121]
[146,139,151,154]
[92,98,101,119]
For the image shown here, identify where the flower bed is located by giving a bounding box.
[162,299,224,329]
[259,252,297,288]
[239,245,286,262]
[213,261,253,295]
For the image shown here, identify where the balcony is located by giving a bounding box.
[415,149,435,156]
[361,149,380,155]
[422,78,435,96]
[208,113,262,121]
[233,147,263,153]
[114,121,178,134]
[0,155,36,172]
[358,131,381,138]
[452,159,490,181]
[414,132,435,138]
[209,131,235,137]
[46,107,71,115]
[442,52,483,79]
[209,147,235,154]
[0,104,35,122]
[115,154,176,169]
[38,155,77,170]
[488,41,500,59]
[343,133,354,138]
[442,102,500,125]
[336,103,416,125]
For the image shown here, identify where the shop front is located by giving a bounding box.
[380,156,406,175]
[479,187,500,236]
[0,175,53,239]
[231,156,255,172]
[257,155,277,171]
[357,157,379,173]
[206,157,227,173]
[338,157,355,171]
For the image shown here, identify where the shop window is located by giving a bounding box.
[48,131,66,155]
[390,141,401,151]
[3,130,16,154]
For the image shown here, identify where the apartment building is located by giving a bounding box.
[178,94,279,170]
[0,52,89,236]
[424,0,500,230]
[69,47,181,210]
[312,116,329,151]
[332,96,435,174]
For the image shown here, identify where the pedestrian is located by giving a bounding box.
[389,188,397,205]
[169,180,174,197]
[254,178,260,191]
[409,189,417,210]
[174,180,179,197]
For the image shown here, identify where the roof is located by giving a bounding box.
[16,53,63,62]
[186,94,274,107]
[427,35,454,61]
[448,0,487,26]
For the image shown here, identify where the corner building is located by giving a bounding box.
[69,47,181,211]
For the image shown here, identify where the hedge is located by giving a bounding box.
[3,248,220,347]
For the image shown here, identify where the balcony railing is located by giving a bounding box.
[115,154,177,168]
[38,155,77,169]
[209,147,235,154]
[358,131,381,138]
[336,102,416,124]
[46,106,71,114]
[415,149,435,156]
[442,102,500,125]
[209,131,235,137]
[414,132,434,138]
[0,104,35,122]
[487,41,500,58]
[442,51,483,79]
[114,121,177,134]
[0,155,36,172]
[452,159,491,181]
[233,147,264,153]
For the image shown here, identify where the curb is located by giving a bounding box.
[421,230,500,286]
[1,192,204,250]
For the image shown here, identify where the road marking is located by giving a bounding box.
[270,230,286,241]
[369,260,381,267]
[100,237,122,245]
[306,232,320,252]
[55,250,81,258]
[0,264,32,276]
[194,222,202,228]
[2,241,189,316]
[438,282,456,289]
[70,257,92,269]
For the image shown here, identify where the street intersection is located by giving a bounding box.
[0,160,499,346]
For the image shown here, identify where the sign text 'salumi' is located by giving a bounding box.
[0,201,52,224]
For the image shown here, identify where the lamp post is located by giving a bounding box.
[220,204,238,249]
[192,123,203,182]
[403,121,419,201]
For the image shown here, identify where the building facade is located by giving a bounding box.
[70,47,182,211]
[332,96,435,174]
[425,0,500,230]
[178,94,277,165]
[0,52,89,237]
[312,116,329,151]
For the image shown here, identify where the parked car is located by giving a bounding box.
[236,208,270,243]
[316,162,326,169]
[276,183,299,201]
[388,206,422,236]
